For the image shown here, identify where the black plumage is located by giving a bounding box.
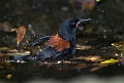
[27,18,90,60]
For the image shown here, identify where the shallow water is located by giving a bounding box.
[1,0,124,83]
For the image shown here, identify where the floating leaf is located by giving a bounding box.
[100,58,118,64]
[0,47,11,50]
[7,51,30,56]
[111,41,124,51]
[96,0,101,2]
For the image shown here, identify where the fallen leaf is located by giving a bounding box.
[6,74,12,79]
[100,58,118,64]
[11,26,26,46]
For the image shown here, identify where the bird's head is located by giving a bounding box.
[58,18,90,41]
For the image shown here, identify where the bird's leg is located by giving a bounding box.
[27,36,51,47]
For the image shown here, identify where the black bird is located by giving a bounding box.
[27,18,90,61]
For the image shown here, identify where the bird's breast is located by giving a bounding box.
[48,34,70,52]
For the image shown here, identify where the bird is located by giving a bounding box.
[27,18,91,61]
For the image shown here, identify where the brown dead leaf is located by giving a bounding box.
[77,0,96,10]
[11,26,26,45]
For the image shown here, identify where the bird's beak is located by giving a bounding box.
[76,18,91,28]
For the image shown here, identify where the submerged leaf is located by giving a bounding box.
[6,74,12,79]
[11,26,26,46]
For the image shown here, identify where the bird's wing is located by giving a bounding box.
[27,36,51,47]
